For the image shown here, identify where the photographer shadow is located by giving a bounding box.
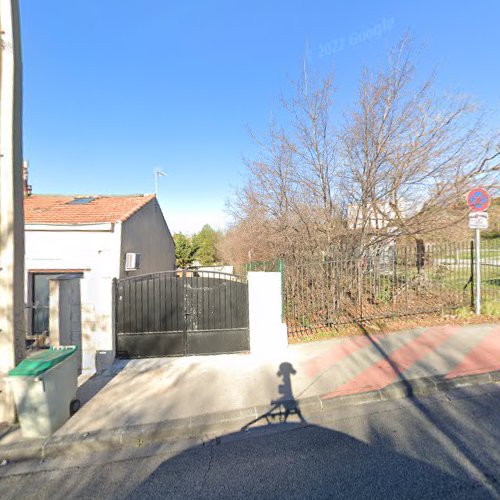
[241,361,305,430]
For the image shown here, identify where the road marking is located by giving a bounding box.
[304,329,429,378]
[322,325,460,399]
[445,327,500,379]
[305,336,375,377]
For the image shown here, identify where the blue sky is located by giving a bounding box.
[21,1,500,234]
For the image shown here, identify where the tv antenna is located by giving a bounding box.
[154,168,167,195]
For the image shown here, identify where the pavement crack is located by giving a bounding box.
[198,439,216,495]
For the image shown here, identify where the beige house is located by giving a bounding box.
[24,194,175,372]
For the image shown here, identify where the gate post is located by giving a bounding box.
[112,277,118,348]
[248,272,288,356]
[182,269,187,355]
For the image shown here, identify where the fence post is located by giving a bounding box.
[357,258,363,320]
[469,240,474,309]
[279,257,284,321]
[392,246,397,312]
[404,247,408,313]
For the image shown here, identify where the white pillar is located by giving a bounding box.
[248,272,288,356]
[0,0,25,422]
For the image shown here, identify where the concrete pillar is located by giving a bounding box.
[49,276,83,373]
[248,272,288,356]
[0,0,25,423]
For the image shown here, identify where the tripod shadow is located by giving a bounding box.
[241,362,306,431]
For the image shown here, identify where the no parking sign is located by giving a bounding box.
[467,187,490,212]
[467,187,490,315]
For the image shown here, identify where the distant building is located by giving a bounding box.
[24,194,175,372]
[347,200,410,230]
[194,264,234,274]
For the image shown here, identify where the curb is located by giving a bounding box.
[1,369,500,463]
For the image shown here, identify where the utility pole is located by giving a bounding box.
[0,0,26,422]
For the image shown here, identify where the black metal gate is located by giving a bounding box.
[114,270,249,358]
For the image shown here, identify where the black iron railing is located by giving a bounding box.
[283,239,500,337]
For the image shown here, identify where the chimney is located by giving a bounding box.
[22,160,32,196]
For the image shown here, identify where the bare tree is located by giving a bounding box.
[224,36,500,265]
[227,67,346,261]
[340,35,500,250]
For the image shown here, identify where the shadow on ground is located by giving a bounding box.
[76,359,131,408]
[242,361,305,429]
[1,362,499,499]
[124,422,490,499]
[124,360,495,499]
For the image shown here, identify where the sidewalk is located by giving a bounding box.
[1,322,500,460]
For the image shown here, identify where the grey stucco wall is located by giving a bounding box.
[120,198,175,278]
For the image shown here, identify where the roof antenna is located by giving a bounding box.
[154,168,167,195]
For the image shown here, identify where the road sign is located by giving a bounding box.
[467,187,490,315]
[468,212,489,230]
[467,187,490,212]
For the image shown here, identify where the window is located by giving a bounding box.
[66,197,96,205]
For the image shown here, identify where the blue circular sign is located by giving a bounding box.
[467,188,490,212]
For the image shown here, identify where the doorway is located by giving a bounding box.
[30,272,83,337]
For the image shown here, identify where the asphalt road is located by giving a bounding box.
[1,383,500,499]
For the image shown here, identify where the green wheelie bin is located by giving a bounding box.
[8,346,80,438]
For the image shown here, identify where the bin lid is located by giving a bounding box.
[8,346,78,377]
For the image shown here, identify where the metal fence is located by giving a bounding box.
[478,238,500,304]
[284,239,500,337]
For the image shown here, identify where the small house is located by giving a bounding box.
[24,193,175,372]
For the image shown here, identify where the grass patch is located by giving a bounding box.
[288,308,500,343]
[453,249,500,260]
[455,306,473,319]
[482,301,500,317]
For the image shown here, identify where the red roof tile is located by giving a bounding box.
[25,194,156,224]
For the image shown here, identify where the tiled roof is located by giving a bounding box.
[25,194,156,224]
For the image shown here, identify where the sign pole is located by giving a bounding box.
[474,227,481,315]
[467,187,490,316]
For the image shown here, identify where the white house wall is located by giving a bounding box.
[25,225,121,372]
[120,198,175,278]
[24,199,175,373]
